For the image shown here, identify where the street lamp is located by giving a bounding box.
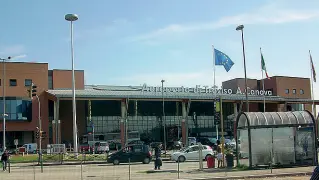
[65,13,79,154]
[0,56,11,151]
[236,24,249,112]
[161,80,167,153]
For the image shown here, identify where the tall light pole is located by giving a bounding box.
[65,13,79,154]
[0,56,10,151]
[236,24,249,112]
[161,80,167,153]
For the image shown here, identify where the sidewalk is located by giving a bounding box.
[0,163,315,180]
[143,166,314,180]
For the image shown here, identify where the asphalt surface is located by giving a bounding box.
[0,161,314,180]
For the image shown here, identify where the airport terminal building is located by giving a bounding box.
[0,62,317,148]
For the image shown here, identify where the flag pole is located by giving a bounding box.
[310,50,316,116]
[213,45,216,96]
[212,45,218,139]
[260,48,266,112]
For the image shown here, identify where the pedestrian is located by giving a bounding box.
[154,143,162,170]
[1,150,9,171]
[217,149,223,168]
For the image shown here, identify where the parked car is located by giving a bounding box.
[196,137,218,150]
[80,144,93,153]
[128,140,144,145]
[108,140,122,151]
[94,141,110,154]
[107,144,152,165]
[170,145,214,162]
[174,137,197,148]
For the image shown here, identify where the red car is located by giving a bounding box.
[80,144,93,153]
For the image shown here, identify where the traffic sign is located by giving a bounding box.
[14,139,18,146]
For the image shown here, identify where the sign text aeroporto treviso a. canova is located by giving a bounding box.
[141,84,273,96]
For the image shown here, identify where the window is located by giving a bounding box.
[48,75,53,89]
[285,89,289,94]
[24,79,32,86]
[191,146,200,152]
[292,89,296,94]
[300,89,304,95]
[9,79,17,86]
[0,99,32,121]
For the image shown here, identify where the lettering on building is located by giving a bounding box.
[141,84,272,96]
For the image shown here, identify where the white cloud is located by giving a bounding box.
[64,18,131,42]
[11,54,27,60]
[129,4,319,42]
[0,45,26,57]
[111,70,260,87]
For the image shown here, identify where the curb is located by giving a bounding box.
[177,172,312,180]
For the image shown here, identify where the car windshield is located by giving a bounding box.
[180,147,187,152]
[100,143,108,146]
[208,138,217,143]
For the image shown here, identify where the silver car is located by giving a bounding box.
[94,142,110,154]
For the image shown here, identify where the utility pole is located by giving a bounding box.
[29,83,43,173]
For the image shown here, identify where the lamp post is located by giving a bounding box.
[236,24,249,112]
[0,56,11,151]
[161,80,167,153]
[65,13,79,154]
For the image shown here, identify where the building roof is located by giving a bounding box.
[46,85,318,102]
[237,111,314,129]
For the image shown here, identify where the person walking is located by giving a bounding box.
[154,143,162,170]
[1,150,9,171]
[217,149,223,168]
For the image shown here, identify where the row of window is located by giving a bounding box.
[0,99,32,121]
[285,89,304,95]
[0,79,33,87]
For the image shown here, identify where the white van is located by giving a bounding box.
[22,143,37,153]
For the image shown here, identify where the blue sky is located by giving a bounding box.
[1,0,319,92]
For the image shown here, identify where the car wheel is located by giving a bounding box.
[113,159,120,165]
[205,154,213,161]
[143,158,151,164]
[178,156,186,162]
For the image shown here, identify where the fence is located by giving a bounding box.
[1,151,314,180]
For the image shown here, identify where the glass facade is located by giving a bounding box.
[0,98,32,121]
[85,100,236,143]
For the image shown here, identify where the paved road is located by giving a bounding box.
[1,161,314,180]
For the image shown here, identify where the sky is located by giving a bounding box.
[1,0,319,95]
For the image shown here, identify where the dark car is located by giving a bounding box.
[128,140,145,145]
[107,144,152,165]
[197,137,217,149]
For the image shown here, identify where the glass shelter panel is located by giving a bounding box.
[272,127,295,165]
[238,129,249,166]
[295,127,315,165]
[251,128,272,166]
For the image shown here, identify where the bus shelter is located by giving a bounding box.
[235,111,317,168]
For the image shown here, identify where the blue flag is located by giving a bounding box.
[214,48,234,72]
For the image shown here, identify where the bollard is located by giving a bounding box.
[129,158,131,180]
[8,159,11,173]
[40,152,43,173]
[198,143,203,170]
[177,158,180,179]
[81,160,83,180]
[33,160,36,180]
